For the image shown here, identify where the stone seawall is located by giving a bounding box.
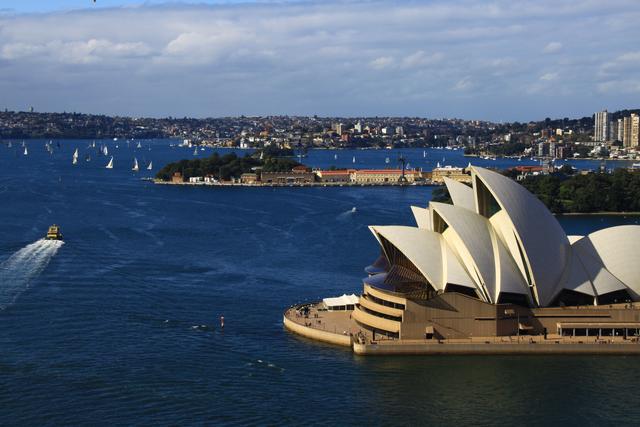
[283,315,352,347]
[353,341,640,355]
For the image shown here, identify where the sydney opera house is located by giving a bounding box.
[284,166,640,354]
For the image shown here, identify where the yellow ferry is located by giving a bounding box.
[46,224,63,240]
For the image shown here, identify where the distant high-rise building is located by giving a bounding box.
[594,110,609,141]
[354,121,362,133]
[631,113,640,148]
[623,116,632,147]
[334,123,343,135]
[609,121,618,142]
[617,119,625,143]
[395,126,404,137]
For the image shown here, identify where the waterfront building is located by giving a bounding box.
[171,172,183,183]
[594,110,609,142]
[240,173,258,184]
[350,169,417,184]
[285,166,640,353]
[316,170,352,183]
[429,165,471,183]
[261,170,316,184]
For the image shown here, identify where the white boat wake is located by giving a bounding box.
[0,239,64,310]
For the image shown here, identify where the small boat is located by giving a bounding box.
[334,154,338,160]
[147,161,153,170]
[72,148,79,165]
[193,147,198,156]
[45,224,63,241]
[103,146,108,156]
[385,157,390,164]
[132,157,139,172]
[106,156,114,169]
[85,155,91,162]
[23,147,28,156]
[136,142,142,149]
[352,156,356,163]
[423,150,426,158]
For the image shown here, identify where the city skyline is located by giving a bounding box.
[1,1,639,121]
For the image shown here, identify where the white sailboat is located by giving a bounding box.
[132,157,139,172]
[193,147,198,156]
[103,146,108,156]
[352,156,356,164]
[72,148,79,164]
[423,150,426,158]
[385,157,390,164]
[147,161,153,170]
[334,154,338,160]
[23,146,28,156]
[136,142,142,149]
[105,156,114,169]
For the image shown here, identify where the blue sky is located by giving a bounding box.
[1,0,639,121]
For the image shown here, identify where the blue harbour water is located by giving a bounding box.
[1,140,639,426]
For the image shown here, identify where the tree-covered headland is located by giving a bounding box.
[155,148,300,181]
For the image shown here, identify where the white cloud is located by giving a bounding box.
[1,39,152,64]
[0,0,638,120]
[369,56,394,70]
[453,77,472,91]
[543,41,562,53]
[539,72,558,81]
[400,51,443,69]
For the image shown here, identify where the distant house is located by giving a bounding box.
[317,169,352,183]
[351,169,418,184]
[261,168,316,184]
[430,166,471,183]
[241,173,258,184]
[171,172,183,183]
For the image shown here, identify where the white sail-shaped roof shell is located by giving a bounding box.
[443,177,475,211]
[471,167,570,306]
[410,206,431,230]
[431,202,529,304]
[572,236,629,298]
[369,225,476,294]
[573,226,640,299]
[365,166,640,308]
